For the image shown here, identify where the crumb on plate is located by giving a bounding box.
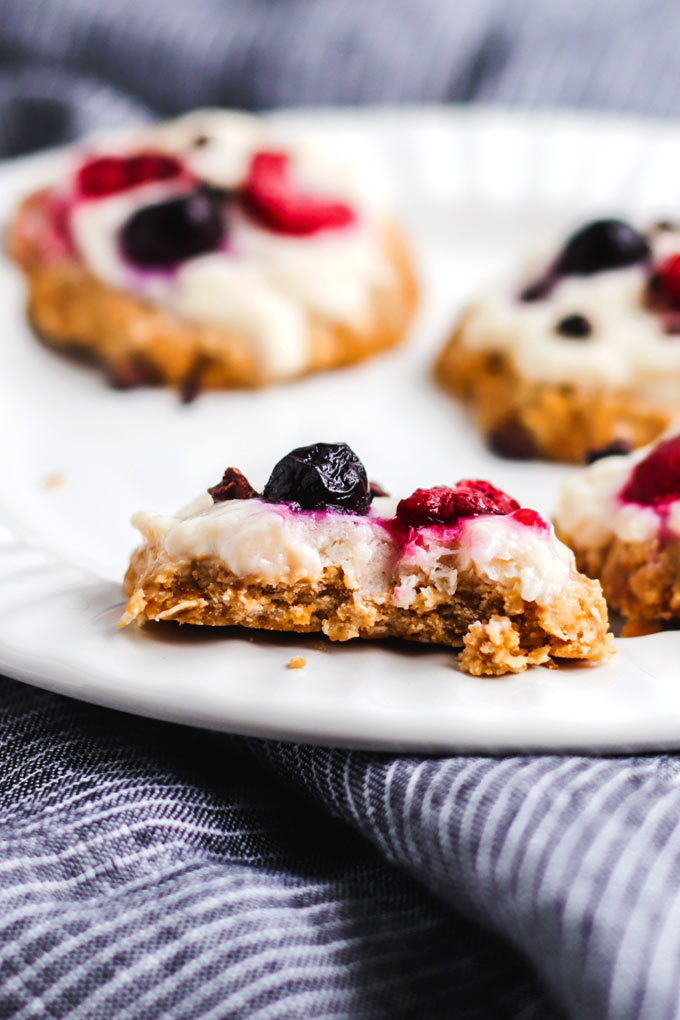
[287,656,307,670]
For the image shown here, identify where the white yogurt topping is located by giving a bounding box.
[67,110,394,379]
[459,227,680,392]
[132,493,575,607]
[554,435,680,547]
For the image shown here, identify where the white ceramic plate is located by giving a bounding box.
[2,105,680,753]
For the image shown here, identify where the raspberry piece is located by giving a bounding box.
[242,151,356,236]
[208,468,258,503]
[655,254,680,307]
[620,436,680,506]
[77,156,128,197]
[77,152,183,198]
[127,154,183,187]
[511,508,547,530]
[396,480,519,529]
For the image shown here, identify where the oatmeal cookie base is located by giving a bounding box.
[121,546,613,676]
[435,314,673,463]
[559,529,680,628]
[7,191,418,392]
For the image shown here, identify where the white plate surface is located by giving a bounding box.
[2,105,680,753]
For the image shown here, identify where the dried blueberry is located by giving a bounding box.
[208,468,258,502]
[120,187,224,268]
[584,439,633,464]
[555,313,592,338]
[519,276,553,302]
[487,421,538,460]
[263,442,371,514]
[554,219,650,277]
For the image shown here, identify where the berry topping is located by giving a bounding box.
[369,480,390,498]
[242,151,356,236]
[585,438,633,464]
[652,254,680,308]
[396,480,519,529]
[511,508,547,530]
[554,219,650,277]
[620,436,680,507]
[77,153,183,198]
[262,442,371,514]
[555,313,592,338]
[208,468,258,503]
[119,188,224,268]
[519,276,554,302]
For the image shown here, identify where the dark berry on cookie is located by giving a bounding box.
[208,468,258,503]
[585,439,633,464]
[555,313,592,338]
[120,188,224,268]
[620,435,680,506]
[242,151,356,236]
[106,355,162,389]
[396,480,519,529]
[487,421,538,460]
[519,276,554,302]
[263,442,371,514]
[369,481,390,498]
[77,153,183,198]
[554,219,651,277]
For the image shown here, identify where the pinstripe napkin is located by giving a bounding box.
[3,0,680,1016]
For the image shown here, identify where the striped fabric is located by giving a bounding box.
[2,1,680,1017]
[1,0,680,156]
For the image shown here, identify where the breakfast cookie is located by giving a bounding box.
[436,219,680,462]
[8,110,418,396]
[555,430,680,630]
[121,442,613,676]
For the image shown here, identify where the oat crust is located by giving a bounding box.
[121,545,613,676]
[435,314,673,463]
[558,528,680,627]
[7,190,418,392]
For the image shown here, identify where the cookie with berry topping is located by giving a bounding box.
[7,110,417,396]
[555,429,680,630]
[436,218,680,463]
[120,441,613,676]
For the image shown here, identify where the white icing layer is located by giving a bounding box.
[67,110,394,379]
[132,494,576,607]
[554,435,680,547]
[459,226,680,392]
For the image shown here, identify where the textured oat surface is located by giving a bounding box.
[435,316,673,463]
[559,528,680,627]
[7,190,418,393]
[121,544,613,676]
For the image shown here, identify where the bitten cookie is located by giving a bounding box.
[7,110,418,397]
[555,430,680,631]
[435,219,680,463]
[121,441,613,676]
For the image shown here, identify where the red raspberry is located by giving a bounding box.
[620,436,680,506]
[396,480,519,529]
[511,508,547,529]
[654,254,680,307]
[77,153,183,198]
[242,151,356,236]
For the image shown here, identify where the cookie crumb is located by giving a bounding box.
[43,472,65,489]
[287,656,307,670]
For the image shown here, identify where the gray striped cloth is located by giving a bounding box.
[2,1,680,1017]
